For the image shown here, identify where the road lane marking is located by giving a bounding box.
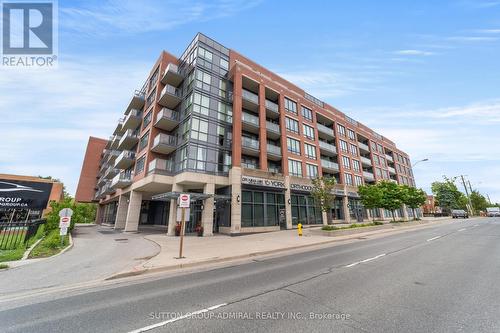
[473,224,479,227]
[458,228,467,232]
[345,254,386,268]
[128,303,227,333]
[426,236,442,242]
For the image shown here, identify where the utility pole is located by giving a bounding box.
[460,175,473,215]
[467,180,473,194]
[487,194,492,205]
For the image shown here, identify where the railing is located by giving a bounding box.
[161,84,182,98]
[117,150,136,161]
[153,133,177,147]
[242,112,259,126]
[363,171,375,180]
[242,89,259,104]
[148,158,173,175]
[319,140,337,153]
[242,137,259,150]
[265,99,279,113]
[388,166,396,174]
[385,154,394,162]
[361,156,372,165]
[321,159,339,171]
[267,144,282,156]
[164,63,179,75]
[358,142,370,151]
[156,108,180,122]
[266,121,280,133]
[317,123,334,136]
[0,219,46,250]
[111,171,133,186]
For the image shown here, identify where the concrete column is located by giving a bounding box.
[278,94,288,175]
[167,183,182,236]
[202,182,215,236]
[232,71,243,167]
[258,83,268,171]
[114,194,129,229]
[284,176,293,229]
[124,191,142,232]
[379,208,386,221]
[403,204,409,221]
[95,205,103,224]
[366,209,372,222]
[230,167,242,234]
[343,196,351,223]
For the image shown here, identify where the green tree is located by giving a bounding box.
[45,198,97,232]
[378,181,405,221]
[470,190,489,213]
[401,185,427,220]
[311,177,337,225]
[431,177,467,214]
[358,184,383,222]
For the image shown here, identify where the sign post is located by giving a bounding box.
[177,194,190,259]
[58,208,73,246]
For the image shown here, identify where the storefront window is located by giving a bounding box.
[241,190,285,227]
[291,194,322,225]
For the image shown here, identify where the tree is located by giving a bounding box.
[45,198,97,232]
[470,190,489,213]
[401,185,427,220]
[431,177,467,214]
[378,181,405,221]
[311,177,337,225]
[358,184,383,222]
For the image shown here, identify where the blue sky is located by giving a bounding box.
[1,0,499,202]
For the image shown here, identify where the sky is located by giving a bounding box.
[1,0,499,203]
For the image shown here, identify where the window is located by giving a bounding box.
[285,117,299,134]
[342,156,351,169]
[192,93,210,116]
[146,88,156,108]
[291,194,322,225]
[377,144,384,154]
[380,157,386,167]
[195,70,212,91]
[242,155,258,169]
[375,168,382,178]
[344,173,353,186]
[284,97,297,114]
[193,146,206,171]
[191,117,209,141]
[220,58,229,70]
[149,67,159,92]
[301,106,313,121]
[198,47,213,61]
[306,164,318,178]
[142,111,152,129]
[303,124,315,140]
[135,155,146,174]
[288,159,302,177]
[138,131,149,152]
[352,160,361,172]
[355,175,363,186]
[241,190,285,227]
[339,140,348,153]
[304,143,317,159]
[349,144,358,156]
[347,129,356,140]
[287,137,301,155]
[373,155,380,166]
[337,124,346,137]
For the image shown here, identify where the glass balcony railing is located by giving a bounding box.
[242,112,259,126]
[317,123,334,136]
[265,99,279,113]
[266,121,280,133]
[267,144,282,156]
[242,137,259,150]
[321,159,339,171]
[319,140,337,153]
[242,89,259,104]
[358,142,370,152]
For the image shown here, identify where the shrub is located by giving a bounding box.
[321,225,338,231]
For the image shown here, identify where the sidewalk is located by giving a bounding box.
[109,217,453,279]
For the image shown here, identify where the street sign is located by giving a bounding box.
[59,216,71,228]
[178,194,190,208]
[176,208,190,222]
[59,208,74,218]
[60,226,68,236]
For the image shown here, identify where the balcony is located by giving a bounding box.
[241,137,259,157]
[161,63,183,87]
[242,89,259,112]
[267,144,282,161]
[103,166,119,179]
[319,141,337,156]
[107,149,120,163]
[265,99,279,118]
[158,84,182,109]
[266,121,281,139]
[148,158,173,175]
[117,129,139,150]
[122,109,142,131]
[115,150,136,169]
[97,176,106,186]
[101,181,116,195]
[361,156,372,166]
[321,159,340,172]
[385,154,394,162]
[317,123,334,138]
[154,108,180,131]
[358,142,370,152]
[110,135,121,149]
[151,133,177,154]
[111,171,133,189]
[125,90,145,115]
[363,171,375,181]
[242,112,260,134]
[113,118,124,135]
[388,166,396,174]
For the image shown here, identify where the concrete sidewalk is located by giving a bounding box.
[109,217,454,279]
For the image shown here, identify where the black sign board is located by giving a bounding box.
[0,179,53,210]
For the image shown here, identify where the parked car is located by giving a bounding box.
[486,207,500,217]
[451,209,469,219]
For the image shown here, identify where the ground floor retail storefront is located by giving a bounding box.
[94,169,416,236]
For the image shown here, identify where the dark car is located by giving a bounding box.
[451,209,469,218]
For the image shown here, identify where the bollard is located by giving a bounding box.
[298,223,303,236]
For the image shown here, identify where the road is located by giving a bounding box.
[2,217,500,332]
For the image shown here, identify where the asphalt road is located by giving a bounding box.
[2,217,500,333]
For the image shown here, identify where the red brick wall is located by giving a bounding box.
[75,136,108,202]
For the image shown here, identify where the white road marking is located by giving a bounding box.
[473,224,479,227]
[426,236,442,242]
[458,228,467,232]
[128,303,227,333]
[345,254,386,268]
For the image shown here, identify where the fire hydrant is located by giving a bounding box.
[298,223,303,236]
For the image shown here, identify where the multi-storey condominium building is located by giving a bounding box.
[76,33,416,235]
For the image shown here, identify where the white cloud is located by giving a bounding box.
[473,29,500,34]
[448,36,498,42]
[395,49,435,56]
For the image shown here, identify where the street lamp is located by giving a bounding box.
[412,158,429,167]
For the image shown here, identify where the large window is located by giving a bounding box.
[347,129,356,140]
[301,106,313,121]
[344,173,353,186]
[284,97,297,114]
[342,156,351,169]
[337,124,346,137]
[198,47,213,61]
[339,140,348,153]
[142,111,152,129]
[135,155,146,174]
[303,124,315,140]
[191,117,209,141]
[352,159,361,172]
[349,143,358,156]
[241,190,285,227]
[192,93,210,116]
[304,143,317,159]
[195,70,212,91]
[287,137,301,155]
[138,131,149,152]
[355,175,363,186]
[306,163,318,178]
[288,159,302,177]
[291,194,322,225]
[285,117,299,134]
[242,155,258,169]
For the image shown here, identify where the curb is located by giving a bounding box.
[106,218,453,280]
[21,238,44,260]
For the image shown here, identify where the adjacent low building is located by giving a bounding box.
[76,33,416,235]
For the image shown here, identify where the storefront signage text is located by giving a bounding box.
[241,176,286,189]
